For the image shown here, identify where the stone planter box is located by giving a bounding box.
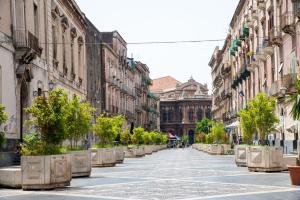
[114,147,125,164]
[247,146,283,172]
[125,146,145,158]
[235,146,248,167]
[222,144,231,154]
[152,145,159,152]
[144,145,153,155]
[69,150,91,177]
[209,144,223,155]
[91,148,116,167]
[21,154,72,190]
[0,166,22,188]
[282,155,298,171]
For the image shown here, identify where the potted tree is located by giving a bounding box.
[64,95,94,177]
[143,131,153,155]
[112,115,125,164]
[126,127,145,158]
[286,79,300,185]
[92,115,122,167]
[236,108,256,167]
[245,93,281,172]
[0,104,7,154]
[21,89,71,190]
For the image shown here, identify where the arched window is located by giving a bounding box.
[168,110,173,122]
[205,108,211,119]
[179,108,183,121]
[162,111,167,122]
[188,109,194,122]
[197,109,203,121]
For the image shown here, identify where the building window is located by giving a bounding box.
[162,111,167,122]
[168,110,173,122]
[34,3,39,37]
[52,25,57,62]
[197,109,203,121]
[188,109,194,122]
[205,108,211,119]
[71,40,74,76]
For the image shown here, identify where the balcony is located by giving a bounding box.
[14,29,41,63]
[282,74,296,93]
[269,27,282,46]
[281,12,295,35]
[255,47,267,61]
[268,81,280,97]
[257,0,266,10]
[261,38,274,55]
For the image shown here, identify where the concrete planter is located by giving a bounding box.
[69,150,91,177]
[114,147,125,164]
[247,146,283,172]
[144,145,153,155]
[152,145,159,152]
[222,144,231,155]
[125,146,145,158]
[235,146,248,167]
[21,154,72,190]
[91,148,117,167]
[0,166,22,188]
[209,144,223,155]
[282,155,298,171]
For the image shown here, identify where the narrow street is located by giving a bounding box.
[1,148,299,200]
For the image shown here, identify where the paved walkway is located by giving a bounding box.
[1,148,300,200]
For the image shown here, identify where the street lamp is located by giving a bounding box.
[33,80,56,97]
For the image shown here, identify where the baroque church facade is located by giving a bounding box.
[151,76,212,144]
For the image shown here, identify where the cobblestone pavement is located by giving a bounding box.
[1,148,300,200]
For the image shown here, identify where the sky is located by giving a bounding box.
[76,0,240,91]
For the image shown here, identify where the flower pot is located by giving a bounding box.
[21,154,72,190]
[288,166,300,185]
[247,146,283,172]
[90,148,116,167]
[114,147,125,164]
[68,150,91,177]
[221,144,231,154]
[235,145,248,167]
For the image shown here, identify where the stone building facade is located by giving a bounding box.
[0,0,87,166]
[101,31,159,130]
[101,31,136,127]
[151,77,212,144]
[86,19,103,116]
[210,0,300,153]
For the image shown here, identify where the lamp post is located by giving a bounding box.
[33,80,56,97]
[279,87,287,152]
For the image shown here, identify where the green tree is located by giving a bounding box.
[210,122,226,144]
[93,115,119,147]
[65,95,94,149]
[142,131,152,145]
[0,104,8,149]
[247,93,279,145]
[23,89,68,155]
[131,127,144,145]
[162,134,168,144]
[239,108,256,144]
[205,133,213,144]
[287,79,300,120]
[120,128,131,145]
[195,118,212,134]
